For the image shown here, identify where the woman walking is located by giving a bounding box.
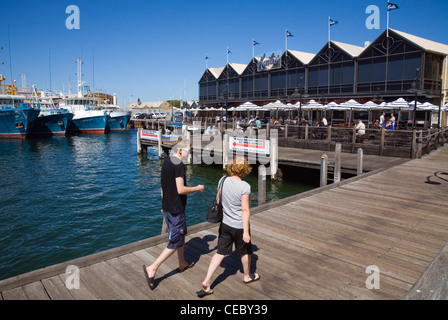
[197,157,260,297]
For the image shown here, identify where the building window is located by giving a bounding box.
[403,53,421,79]
[387,55,404,81]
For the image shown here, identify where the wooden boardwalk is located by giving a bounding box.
[1,146,447,300]
[142,136,408,174]
[277,147,407,173]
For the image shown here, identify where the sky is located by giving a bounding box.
[1,0,447,106]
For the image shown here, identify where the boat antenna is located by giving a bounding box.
[76,58,84,97]
[8,25,13,86]
[49,48,52,91]
[92,47,95,94]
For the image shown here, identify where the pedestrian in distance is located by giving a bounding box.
[197,157,260,298]
[380,112,386,128]
[144,139,205,290]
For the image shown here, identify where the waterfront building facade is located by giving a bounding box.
[199,29,448,108]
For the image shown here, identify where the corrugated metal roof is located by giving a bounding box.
[287,50,315,64]
[391,29,448,56]
[208,67,224,79]
[228,63,247,75]
[331,41,365,57]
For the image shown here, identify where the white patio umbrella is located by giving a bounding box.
[325,101,343,109]
[419,102,437,110]
[341,99,367,124]
[363,101,379,109]
[340,99,365,110]
[263,100,286,109]
[236,101,260,110]
[300,99,325,110]
[262,100,286,118]
[385,98,412,110]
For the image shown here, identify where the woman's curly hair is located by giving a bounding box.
[226,157,252,178]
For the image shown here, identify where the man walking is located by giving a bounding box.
[144,140,204,290]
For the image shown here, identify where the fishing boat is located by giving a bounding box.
[55,58,108,135]
[57,95,108,135]
[107,108,131,131]
[0,75,40,138]
[30,89,74,136]
[0,93,40,138]
[88,92,130,131]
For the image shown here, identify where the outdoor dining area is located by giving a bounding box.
[181,98,448,158]
[188,98,447,131]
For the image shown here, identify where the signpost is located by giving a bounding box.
[141,129,162,158]
[228,136,270,155]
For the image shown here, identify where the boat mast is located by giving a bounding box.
[76,58,84,98]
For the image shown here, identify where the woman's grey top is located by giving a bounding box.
[218,176,251,229]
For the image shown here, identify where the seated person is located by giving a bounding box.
[355,120,366,137]
[385,120,394,130]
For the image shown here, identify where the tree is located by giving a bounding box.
[166,100,181,108]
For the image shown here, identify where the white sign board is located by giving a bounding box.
[229,137,270,155]
[141,129,159,141]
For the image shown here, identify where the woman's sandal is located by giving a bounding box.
[196,288,214,298]
[143,265,155,290]
[243,273,260,284]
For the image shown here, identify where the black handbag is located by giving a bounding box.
[206,177,227,223]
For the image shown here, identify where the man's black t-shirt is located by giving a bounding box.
[161,156,186,214]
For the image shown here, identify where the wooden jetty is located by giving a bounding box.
[139,131,408,175]
[134,119,448,159]
[1,144,447,300]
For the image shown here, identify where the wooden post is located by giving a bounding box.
[258,165,267,206]
[304,125,309,148]
[411,130,417,159]
[380,128,385,155]
[334,143,341,183]
[320,154,328,187]
[357,148,363,176]
[284,124,288,147]
[351,127,356,153]
[157,129,162,159]
[137,128,142,154]
[222,133,228,170]
[270,135,278,179]
[417,130,423,159]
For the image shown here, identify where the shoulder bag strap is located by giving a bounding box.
[218,176,227,204]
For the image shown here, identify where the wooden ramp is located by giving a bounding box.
[1,146,447,300]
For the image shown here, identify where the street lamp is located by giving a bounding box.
[407,68,424,130]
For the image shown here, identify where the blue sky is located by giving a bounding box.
[1,0,447,105]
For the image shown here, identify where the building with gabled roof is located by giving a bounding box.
[199,28,448,108]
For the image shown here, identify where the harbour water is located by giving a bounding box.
[0,130,314,281]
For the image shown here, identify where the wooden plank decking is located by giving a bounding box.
[1,146,447,300]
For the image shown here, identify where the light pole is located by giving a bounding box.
[407,68,424,130]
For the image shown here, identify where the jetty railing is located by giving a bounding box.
[279,125,448,158]
[132,117,448,159]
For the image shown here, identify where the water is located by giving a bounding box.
[0,130,314,281]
